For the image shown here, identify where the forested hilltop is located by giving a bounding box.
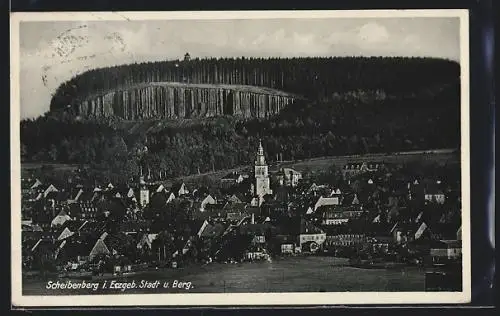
[22,57,460,184]
[50,57,459,112]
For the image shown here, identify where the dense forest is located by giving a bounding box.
[50,56,459,111]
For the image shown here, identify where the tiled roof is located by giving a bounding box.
[200,223,225,238]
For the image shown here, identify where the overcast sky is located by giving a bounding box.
[17,16,461,119]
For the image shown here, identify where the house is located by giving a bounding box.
[125,187,136,200]
[22,178,42,196]
[57,227,75,241]
[192,194,216,213]
[42,184,59,198]
[22,222,43,232]
[314,196,341,212]
[220,172,244,189]
[429,240,462,263]
[324,234,366,248]
[137,233,158,250]
[272,235,295,254]
[199,222,226,239]
[305,206,314,215]
[45,191,70,206]
[297,219,326,252]
[22,188,43,203]
[149,191,176,209]
[170,182,189,197]
[342,161,383,179]
[277,168,302,187]
[367,236,393,254]
[70,196,99,221]
[329,188,342,198]
[227,194,244,204]
[424,183,446,204]
[317,206,363,225]
[68,188,84,203]
[307,183,330,196]
[154,184,166,193]
[390,221,431,244]
[88,232,134,261]
[51,210,72,228]
[54,233,99,263]
[350,194,360,205]
[250,195,264,207]
[30,178,43,190]
[189,220,210,238]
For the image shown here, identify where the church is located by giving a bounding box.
[250,140,273,206]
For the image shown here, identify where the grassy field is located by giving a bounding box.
[171,149,459,186]
[277,149,459,173]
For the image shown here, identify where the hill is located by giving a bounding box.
[20,56,461,185]
[50,56,460,120]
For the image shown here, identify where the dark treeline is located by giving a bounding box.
[22,81,460,185]
[50,56,459,111]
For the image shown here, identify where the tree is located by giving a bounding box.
[48,144,58,161]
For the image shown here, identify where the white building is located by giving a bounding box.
[277,168,302,187]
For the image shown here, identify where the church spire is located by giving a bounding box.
[255,139,266,166]
[139,166,146,186]
[253,138,272,201]
[258,139,264,156]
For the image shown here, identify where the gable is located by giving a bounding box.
[51,214,72,227]
[43,184,59,197]
[57,227,75,241]
[202,195,216,205]
[89,238,110,258]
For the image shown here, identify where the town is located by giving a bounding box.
[21,141,462,290]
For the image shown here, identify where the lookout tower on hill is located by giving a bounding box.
[184,52,191,62]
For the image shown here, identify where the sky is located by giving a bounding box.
[17,16,461,119]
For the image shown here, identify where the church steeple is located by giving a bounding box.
[255,139,266,166]
[253,139,272,200]
[139,166,146,187]
[139,166,149,208]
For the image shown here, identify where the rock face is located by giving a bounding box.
[75,82,298,120]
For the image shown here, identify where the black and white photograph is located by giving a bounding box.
[11,10,470,306]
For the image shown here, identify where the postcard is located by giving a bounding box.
[10,9,470,307]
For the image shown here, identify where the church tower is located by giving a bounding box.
[254,139,272,198]
[139,167,149,208]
